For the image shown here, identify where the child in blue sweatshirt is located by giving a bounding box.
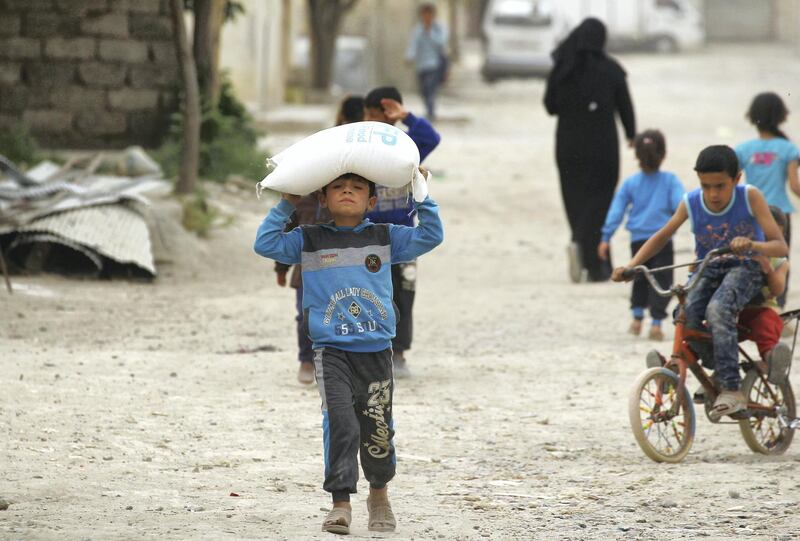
[598,130,685,340]
[363,86,441,377]
[254,170,443,535]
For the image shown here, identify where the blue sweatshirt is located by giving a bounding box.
[366,113,441,227]
[254,197,444,352]
[601,170,685,243]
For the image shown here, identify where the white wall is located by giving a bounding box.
[219,0,289,111]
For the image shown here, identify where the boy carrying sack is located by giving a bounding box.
[254,158,443,533]
[613,145,787,420]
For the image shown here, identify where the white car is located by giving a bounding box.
[481,0,705,82]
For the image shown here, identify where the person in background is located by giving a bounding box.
[275,95,363,384]
[598,130,684,341]
[405,2,448,121]
[735,92,800,308]
[363,86,441,378]
[544,17,636,283]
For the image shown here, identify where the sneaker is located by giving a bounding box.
[648,326,664,341]
[646,349,665,369]
[393,352,411,379]
[567,242,583,283]
[629,319,643,336]
[709,389,747,421]
[767,342,792,385]
[297,361,315,384]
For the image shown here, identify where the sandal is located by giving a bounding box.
[709,390,746,421]
[367,496,396,532]
[767,342,792,385]
[322,507,351,535]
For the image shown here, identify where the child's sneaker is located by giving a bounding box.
[645,349,665,369]
[709,390,747,421]
[629,319,643,336]
[648,326,664,341]
[297,361,315,384]
[767,342,792,385]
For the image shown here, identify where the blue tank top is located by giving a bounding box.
[685,184,765,259]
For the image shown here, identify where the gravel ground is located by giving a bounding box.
[2,43,800,540]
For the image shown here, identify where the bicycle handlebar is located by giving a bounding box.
[623,246,733,298]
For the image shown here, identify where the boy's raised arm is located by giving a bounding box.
[389,196,444,264]
[253,196,303,265]
[403,113,440,162]
[748,188,789,258]
[612,202,687,281]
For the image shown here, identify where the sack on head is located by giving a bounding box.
[259,121,421,196]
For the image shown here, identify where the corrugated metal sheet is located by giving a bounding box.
[11,204,155,275]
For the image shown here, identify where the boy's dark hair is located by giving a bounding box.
[694,145,739,179]
[769,205,788,240]
[337,95,364,125]
[747,92,789,140]
[364,86,403,110]
[322,173,377,198]
[419,2,436,15]
[634,129,666,173]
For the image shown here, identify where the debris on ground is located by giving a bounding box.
[0,150,170,281]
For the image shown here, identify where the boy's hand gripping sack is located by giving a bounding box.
[259,121,421,196]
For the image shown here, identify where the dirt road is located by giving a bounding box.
[3,44,800,540]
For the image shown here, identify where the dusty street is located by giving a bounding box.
[3,44,800,540]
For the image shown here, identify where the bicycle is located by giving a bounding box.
[624,247,798,463]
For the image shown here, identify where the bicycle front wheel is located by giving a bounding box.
[738,370,796,455]
[629,367,696,463]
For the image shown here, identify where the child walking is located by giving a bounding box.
[736,92,800,307]
[363,86,441,378]
[254,170,443,534]
[598,130,684,340]
[274,96,363,384]
[613,145,787,419]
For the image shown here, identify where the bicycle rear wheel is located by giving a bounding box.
[738,370,796,454]
[629,367,696,463]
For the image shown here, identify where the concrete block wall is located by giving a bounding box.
[0,0,180,149]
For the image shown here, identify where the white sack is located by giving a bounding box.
[259,121,420,196]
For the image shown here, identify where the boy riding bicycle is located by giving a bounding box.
[613,145,788,419]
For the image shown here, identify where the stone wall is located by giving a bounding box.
[0,0,180,149]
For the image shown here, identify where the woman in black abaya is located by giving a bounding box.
[544,18,636,282]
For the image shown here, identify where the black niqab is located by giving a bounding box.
[550,18,608,85]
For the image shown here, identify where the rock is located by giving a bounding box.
[661,500,678,508]
[118,146,162,176]
[0,498,9,510]
[728,489,740,499]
